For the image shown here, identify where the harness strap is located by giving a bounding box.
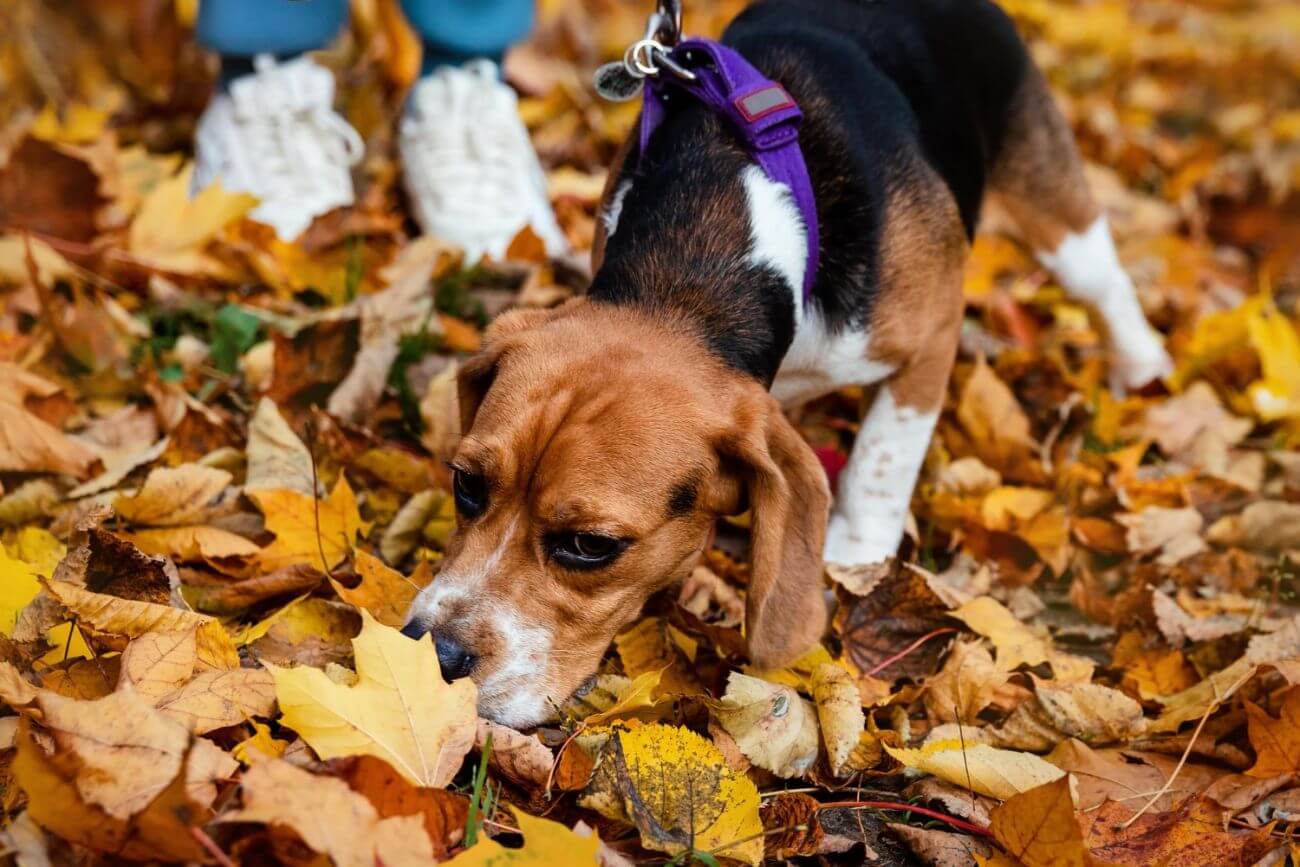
[638,38,820,302]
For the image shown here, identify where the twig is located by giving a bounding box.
[1120,666,1256,829]
[189,827,235,867]
[866,627,958,676]
[303,417,332,576]
[817,800,992,837]
[956,706,976,816]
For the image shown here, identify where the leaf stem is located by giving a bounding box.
[817,800,992,837]
[865,627,958,676]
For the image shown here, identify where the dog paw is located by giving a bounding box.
[823,515,898,567]
[1110,332,1173,393]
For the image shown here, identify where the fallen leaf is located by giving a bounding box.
[13,722,209,862]
[811,663,867,776]
[957,358,1040,480]
[1117,507,1208,566]
[252,476,370,573]
[155,668,276,734]
[0,547,42,636]
[884,740,1067,800]
[330,550,419,627]
[118,628,198,700]
[1150,657,1255,733]
[1152,589,1246,647]
[419,360,460,461]
[760,792,824,859]
[580,723,763,866]
[0,402,100,478]
[1082,796,1280,866]
[1207,500,1300,550]
[223,756,436,867]
[951,597,1092,680]
[128,165,258,274]
[835,561,956,681]
[989,776,1088,867]
[1245,688,1300,777]
[446,806,600,865]
[44,579,238,669]
[269,610,477,786]
[477,718,555,790]
[614,616,702,697]
[15,684,190,819]
[331,755,469,858]
[1030,679,1147,745]
[925,639,1008,725]
[113,464,231,526]
[711,672,819,778]
[245,397,315,495]
[1144,382,1252,461]
[127,525,260,561]
[183,564,323,615]
[893,824,996,866]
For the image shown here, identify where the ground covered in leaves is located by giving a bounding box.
[1,0,1300,864]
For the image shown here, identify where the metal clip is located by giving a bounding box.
[623,38,696,81]
[609,0,693,83]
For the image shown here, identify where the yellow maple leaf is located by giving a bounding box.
[252,476,370,573]
[579,723,764,866]
[267,610,477,787]
[447,807,600,866]
[0,547,41,636]
[952,597,1093,681]
[329,550,419,627]
[232,721,289,764]
[128,165,257,274]
[1246,304,1300,421]
[31,102,110,143]
[1169,293,1268,390]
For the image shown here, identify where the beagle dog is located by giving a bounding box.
[403,0,1171,726]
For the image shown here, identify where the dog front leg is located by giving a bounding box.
[824,368,944,567]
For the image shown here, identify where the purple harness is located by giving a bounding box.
[637,39,820,301]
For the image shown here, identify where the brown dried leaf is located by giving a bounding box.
[989,776,1088,867]
[330,754,468,859]
[224,757,436,867]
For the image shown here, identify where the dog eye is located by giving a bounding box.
[452,469,488,518]
[551,532,625,569]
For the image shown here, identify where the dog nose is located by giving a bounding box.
[434,634,477,681]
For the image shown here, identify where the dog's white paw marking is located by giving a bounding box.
[1037,215,1171,392]
[823,512,899,566]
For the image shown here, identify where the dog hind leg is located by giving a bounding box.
[987,67,1172,392]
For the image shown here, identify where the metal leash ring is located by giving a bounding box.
[623,37,696,81]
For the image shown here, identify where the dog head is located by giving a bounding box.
[402,300,829,727]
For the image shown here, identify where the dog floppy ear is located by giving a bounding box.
[719,383,830,668]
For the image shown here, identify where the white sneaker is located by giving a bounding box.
[193,55,364,241]
[400,60,568,262]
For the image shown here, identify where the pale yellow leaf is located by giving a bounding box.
[268,610,476,787]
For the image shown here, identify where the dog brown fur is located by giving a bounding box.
[440,301,827,718]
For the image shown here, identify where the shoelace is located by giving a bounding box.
[234,61,364,203]
[405,69,535,231]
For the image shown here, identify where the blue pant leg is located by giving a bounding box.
[196,0,350,57]
[399,0,535,69]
